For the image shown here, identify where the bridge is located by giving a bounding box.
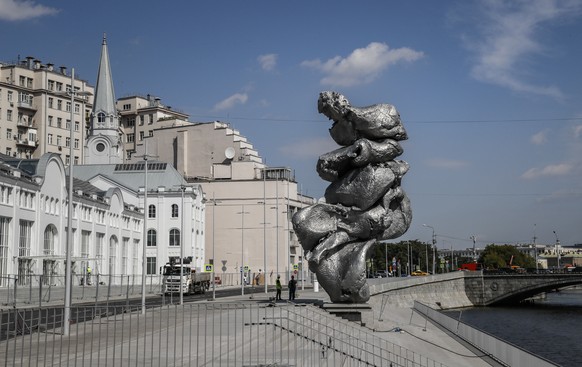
[368,271,582,309]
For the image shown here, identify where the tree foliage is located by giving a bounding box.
[478,244,535,269]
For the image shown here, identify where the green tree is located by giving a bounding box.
[478,244,535,269]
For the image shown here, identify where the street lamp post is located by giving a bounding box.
[179,185,185,305]
[423,224,435,274]
[62,68,91,336]
[553,230,560,269]
[237,205,249,295]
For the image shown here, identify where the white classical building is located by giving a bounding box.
[0,152,142,287]
[73,162,206,274]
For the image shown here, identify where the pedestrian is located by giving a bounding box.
[275,275,282,300]
[86,265,92,285]
[288,275,297,300]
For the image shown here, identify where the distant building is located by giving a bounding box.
[130,121,315,283]
[0,56,93,163]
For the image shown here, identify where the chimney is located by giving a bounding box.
[34,59,41,69]
[46,63,54,71]
[60,66,67,75]
[26,56,34,69]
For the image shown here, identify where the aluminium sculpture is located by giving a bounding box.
[292,92,412,303]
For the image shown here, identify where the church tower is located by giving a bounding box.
[85,34,124,164]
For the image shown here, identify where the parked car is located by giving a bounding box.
[411,270,429,276]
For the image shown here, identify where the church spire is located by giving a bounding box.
[85,34,124,164]
[93,33,117,125]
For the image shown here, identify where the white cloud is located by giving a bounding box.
[574,125,582,139]
[425,158,469,170]
[521,162,575,179]
[301,42,424,87]
[279,137,339,159]
[467,0,582,99]
[531,130,548,145]
[257,54,277,71]
[213,93,248,111]
[0,0,59,21]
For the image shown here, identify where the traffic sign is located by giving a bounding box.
[204,264,213,272]
[293,264,299,270]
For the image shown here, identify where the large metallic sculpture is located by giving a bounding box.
[292,92,412,303]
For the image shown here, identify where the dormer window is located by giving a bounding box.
[97,112,106,125]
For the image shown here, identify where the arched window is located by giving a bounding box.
[108,235,118,276]
[97,112,106,124]
[171,204,179,218]
[147,229,157,247]
[43,224,57,255]
[169,229,180,247]
[148,204,156,218]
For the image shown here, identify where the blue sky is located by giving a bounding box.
[2,0,581,250]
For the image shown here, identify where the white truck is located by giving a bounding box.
[162,260,211,295]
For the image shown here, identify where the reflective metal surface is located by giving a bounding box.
[293,92,412,303]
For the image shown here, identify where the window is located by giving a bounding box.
[43,224,57,256]
[75,121,80,131]
[148,204,156,218]
[48,80,55,90]
[133,240,139,275]
[74,103,80,114]
[0,217,10,279]
[6,128,12,139]
[97,112,105,125]
[169,229,180,247]
[139,131,144,141]
[127,117,135,127]
[74,139,79,149]
[48,97,53,108]
[57,100,62,110]
[139,115,144,125]
[19,76,26,86]
[81,230,90,258]
[48,134,53,145]
[7,91,13,102]
[66,101,71,112]
[48,116,53,126]
[171,204,179,218]
[147,229,157,247]
[19,220,33,257]
[127,133,135,143]
[57,117,62,128]
[123,104,131,110]
[66,137,70,147]
[108,236,118,275]
[56,135,62,146]
[146,257,157,275]
[122,238,129,275]
[7,110,12,121]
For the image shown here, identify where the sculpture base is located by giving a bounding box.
[310,239,375,303]
[322,302,373,327]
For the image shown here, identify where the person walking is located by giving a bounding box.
[275,275,282,300]
[288,275,297,300]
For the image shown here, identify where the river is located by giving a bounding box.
[443,287,582,367]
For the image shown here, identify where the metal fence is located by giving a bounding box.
[0,273,256,308]
[1,301,448,367]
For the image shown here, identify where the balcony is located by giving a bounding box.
[15,139,39,148]
[17,101,37,111]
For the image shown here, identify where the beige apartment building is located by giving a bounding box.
[129,121,315,284]
[0,57,94,164]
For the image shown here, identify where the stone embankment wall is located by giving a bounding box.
[368,272,474,309]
